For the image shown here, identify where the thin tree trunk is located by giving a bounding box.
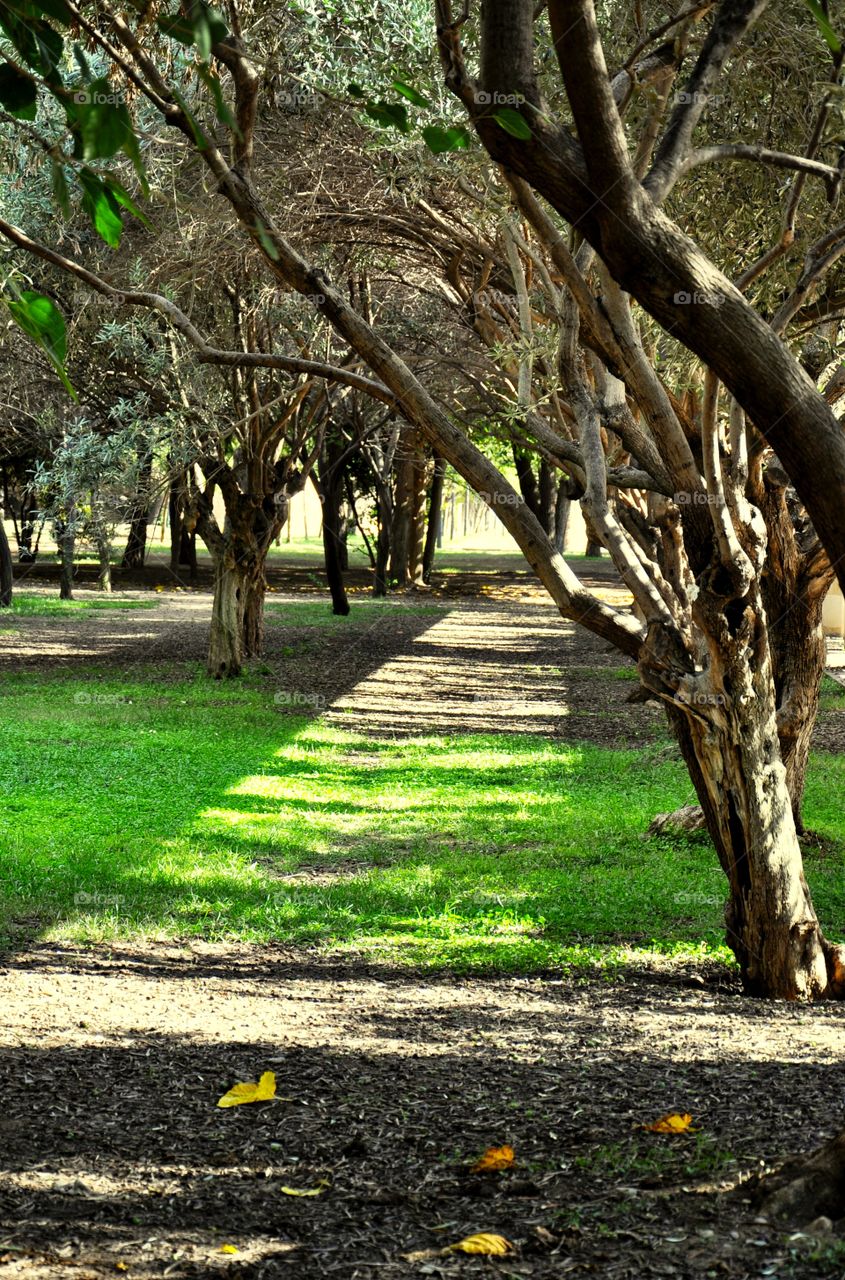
[407,431,426,585]
[59,512,75,601]
[422,452,445,584]
[321,478,350,616]
[96,536,112,592]
[374,487,391,597]
[0,517,12,606]
[554,480,571,554]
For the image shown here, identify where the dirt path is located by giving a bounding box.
[1,943,844,1280]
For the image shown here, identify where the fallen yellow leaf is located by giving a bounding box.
[218,1244,239,1254]
[446,1232,514,1256]
[644,1112,699,1133]
[471,1144,515,1173]
[217,1070,276,1108]
[280,1179,330,1197]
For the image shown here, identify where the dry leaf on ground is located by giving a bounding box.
[445,1232,514,1256]
[471,1145,515,1173]
[280,1180,330,1197]
[216,1070,276,1108]
[644,1112,699,1133]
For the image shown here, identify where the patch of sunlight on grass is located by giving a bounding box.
[0,668,842,973]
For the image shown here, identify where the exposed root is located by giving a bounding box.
[646,804,706,836]
[752,1130,845,1224]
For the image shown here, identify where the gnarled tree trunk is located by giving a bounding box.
[658,595,844,1000]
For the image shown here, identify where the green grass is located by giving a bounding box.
[0,667,842,971]
[265,598,444,626]
[4,592,158,617]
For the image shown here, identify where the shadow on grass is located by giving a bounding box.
[0,601,843,968]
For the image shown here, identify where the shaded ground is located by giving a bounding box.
[3,581,845,749]
[1,943,844,1280]
[2,582,845,1278]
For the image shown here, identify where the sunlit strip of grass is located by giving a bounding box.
[0,669,842,971]
[4,592,158,616]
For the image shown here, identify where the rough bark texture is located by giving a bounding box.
[321,478,351,616]
[208,556,247,678]
[660,597,835,1001]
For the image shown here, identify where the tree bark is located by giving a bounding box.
[321,476,351,615]
[0,517,13,606]
[374,488,391,597]
[58,513,75,601]
[122,452,153,569]
[755,1128,845,1223]
[554,480,571,553]
[422,452,446,584]
[96,535,112,592]
[658,595,843,1000]
[208,553,247,678]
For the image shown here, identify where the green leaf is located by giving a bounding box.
[78,168,123,247]
[422,124,470,154]
[103,176,152,228]
[50,156,70,215]
[363,100,409,133]
[0,61,37,119]
[804,0,842,52]
[5,290,76,399]
[492,107,532,140]
[198,63,239,134]
[155,11,195,43]
[30,0,72,25]
[73,76,136,160]
[156,4,227,57]
[392,79,431,109]
[255,218,281,261]
[0,11,63,83]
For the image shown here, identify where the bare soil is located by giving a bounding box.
[2,575,845,1279]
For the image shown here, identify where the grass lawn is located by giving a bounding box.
[1,666,843,971]
[3,592,158,617]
